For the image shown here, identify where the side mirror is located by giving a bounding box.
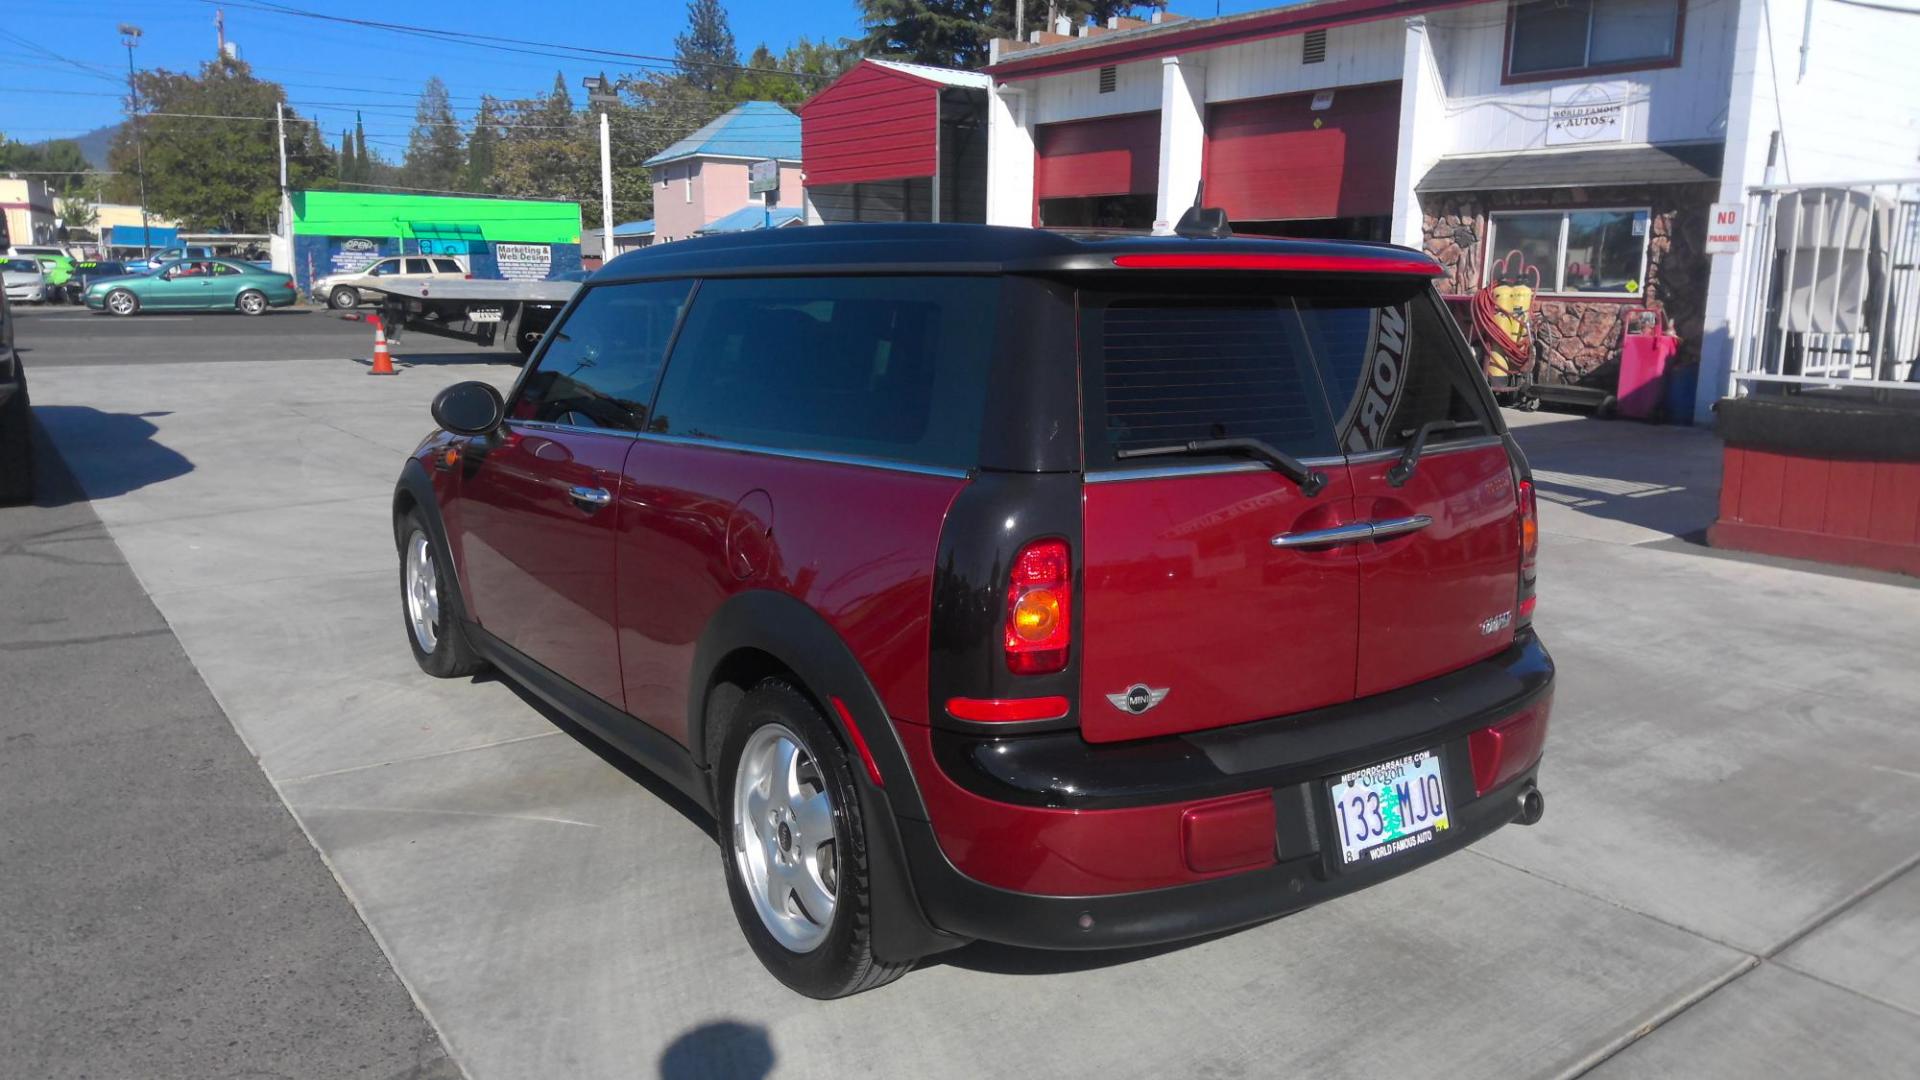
[431,380,505,436]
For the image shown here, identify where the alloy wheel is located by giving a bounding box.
[732,722,839,953]
[403,530,440,653]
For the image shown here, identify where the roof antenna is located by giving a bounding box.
[1173,181,1231,239]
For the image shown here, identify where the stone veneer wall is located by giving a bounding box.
[1422,182,1715,388]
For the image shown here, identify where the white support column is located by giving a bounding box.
[1695,0,1772,424]
[1153,55,1206,234]
[986,83,1036,227]
[1390,18,1446,250]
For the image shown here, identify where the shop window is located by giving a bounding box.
[1486,208,1650,296]
[1038,194,1157,231]
[1507,0,1682,79]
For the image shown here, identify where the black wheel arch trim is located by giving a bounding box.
[688,588,965,961]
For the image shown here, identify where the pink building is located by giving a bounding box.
[644,101,804,243]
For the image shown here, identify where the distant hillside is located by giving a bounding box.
[33,123,121,170]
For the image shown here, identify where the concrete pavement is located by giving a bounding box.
[0,426,454,1079]
[20,355,1920,1079]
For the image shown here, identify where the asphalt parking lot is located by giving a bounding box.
[8,302,483,367]
[7,318,1919,1078]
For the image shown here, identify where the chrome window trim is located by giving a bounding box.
[1084,435,1505,484]
[504,419,972,480]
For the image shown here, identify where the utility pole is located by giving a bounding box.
[119,24,149,262]
[583,73,618,265]
[215,8,226,57]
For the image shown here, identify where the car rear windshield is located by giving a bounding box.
[1079,277,1491,468]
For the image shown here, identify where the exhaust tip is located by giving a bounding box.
[1515,786,1545,826]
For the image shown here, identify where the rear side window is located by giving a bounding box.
[404,257,432,274]
[511,280,692,432]
[1302,290,1490,453]
[648,276,999,468]
[1080,279,1489,467]
[432,258,463,273]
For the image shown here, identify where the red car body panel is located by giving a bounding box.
[1349,444,1521,697]
[456,427,632,704]
[612,441,966,744]
[1078,467,1364,743]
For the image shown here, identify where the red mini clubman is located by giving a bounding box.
[394,219,1553,998]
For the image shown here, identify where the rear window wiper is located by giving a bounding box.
[1116,437,1328,496]
[1387,419,1488,487]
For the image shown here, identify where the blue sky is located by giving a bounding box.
[3,1,1273,152]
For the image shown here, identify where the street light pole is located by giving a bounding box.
[119,23,149,262]
[583,73,617,265]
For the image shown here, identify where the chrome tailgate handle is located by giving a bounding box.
[1271,515,1432,548]
[1367,515,1434,540]
[1271,521,1377,548]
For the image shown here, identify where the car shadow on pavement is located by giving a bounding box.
[658,1020,775,1080]
[27,407,192,507]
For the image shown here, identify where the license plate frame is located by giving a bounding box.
[1326,748,1451,868]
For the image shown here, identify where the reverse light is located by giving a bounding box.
[1005,539,1071,674]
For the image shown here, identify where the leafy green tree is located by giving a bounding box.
[104,57,333,232]
[0,137,92,194]
[859,0,1160,68]
[730,38,856,104]
[675,0,740,93]
[403,76,465,191]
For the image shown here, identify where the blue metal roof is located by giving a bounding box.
[108,225,179,248]
[695,206,805,235]
[642,101,801,168]
[612,219,655,237]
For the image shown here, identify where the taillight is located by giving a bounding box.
[1469,702,1550,795]
[1005,539,1071,674]
[1516,479,1539,626]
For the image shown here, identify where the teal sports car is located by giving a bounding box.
[85,258,299,316]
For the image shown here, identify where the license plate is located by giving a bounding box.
[470,308,503,323]
[1328,749,1450,866]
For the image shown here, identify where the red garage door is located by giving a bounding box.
[1205,82,1401,221]
[1035,112,1161,200]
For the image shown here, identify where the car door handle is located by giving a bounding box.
[1271,516,1432,548]
[567,485,612,512]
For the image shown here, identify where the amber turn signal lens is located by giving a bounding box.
[1012,588,1060,642]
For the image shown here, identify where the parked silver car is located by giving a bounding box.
[2,258,48,304]
[313,255,469,309]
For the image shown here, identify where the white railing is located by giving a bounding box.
[1731,179,1920,393]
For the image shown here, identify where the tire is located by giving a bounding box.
[0,369,34,504]
[329,286,359,310]
[716,681,913,999]
[396,509,485,678]
[105,288,139,317]
[236,289,269,316]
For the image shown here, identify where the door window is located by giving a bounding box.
[1299,286,1492,453]
[648,276,1000,468]
[404,257,432,274]
[510,279,692,432]
[365,259,399,277]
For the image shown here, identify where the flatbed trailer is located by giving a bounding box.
[361,278,580,359]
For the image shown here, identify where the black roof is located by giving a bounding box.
[1419,142,1724,193]
[594,223,1439,280]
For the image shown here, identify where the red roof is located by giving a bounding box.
[983,0,1472,81]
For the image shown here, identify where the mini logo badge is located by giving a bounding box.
[1479,611,1513,636]
[1106,684,1170,715]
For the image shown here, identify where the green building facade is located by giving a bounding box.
[289,190,582,291]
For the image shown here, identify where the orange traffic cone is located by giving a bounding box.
[368,315,396,376]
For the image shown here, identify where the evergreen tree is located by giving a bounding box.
[340,129,357,184]
[402,76,465,191]
[353,113,369,182]
[466,96,501,192]
[675,0,739,93]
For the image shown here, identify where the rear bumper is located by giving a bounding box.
[895,631,1554,950]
